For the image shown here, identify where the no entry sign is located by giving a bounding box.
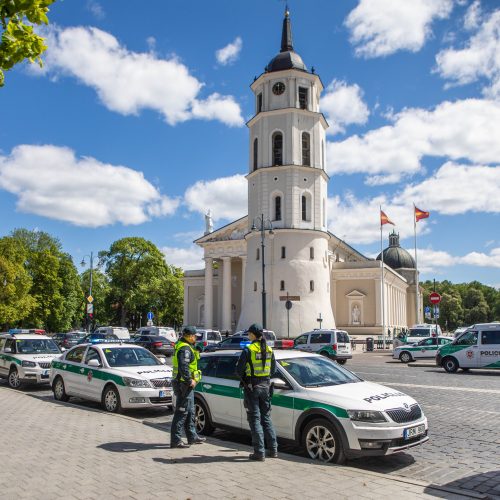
[429,292,441,304]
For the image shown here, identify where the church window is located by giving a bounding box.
[302,132,310,166]
[310,280,314,292]
[254,281,257,292]
[281,246,286,259]
[274,195,282,221]
[310,247,314,260]
[257,93,263,113]
[253,138,258,171]
[256,248,260,260]
[272,132,283,166]
[280,280,285,291]
[301,195,307,221]
[299,87,309,109]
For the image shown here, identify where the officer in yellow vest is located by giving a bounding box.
[236,323,278,461]
[170,326,205,448]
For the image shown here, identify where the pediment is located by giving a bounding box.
[346,289,366,298]
[195,216,248,245]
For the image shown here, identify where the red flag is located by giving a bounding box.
[415,206,430,222]
[380,210,395,226]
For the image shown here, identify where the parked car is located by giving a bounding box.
[93,326,130,340]
[77,332,119,344]
[233,329,277,347]
[52,331,86,350]
[136,326,177,343]
[393,336,453,363]
[204,336,251,352]
[131,335,174,357]
[453,326,468,338]
[195,329,223,351]
[293,329,352,364]
[393,324,443,348]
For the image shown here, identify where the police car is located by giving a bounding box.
[192,350,428,463]
[393,336,453,363]
[436,322,500,373]
[50,342,173,412]
[0,333,62,388]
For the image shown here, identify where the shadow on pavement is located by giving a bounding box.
[348,452,416,474]
[153,455,248,465]
[426,470,500,499]
[98,441,170,453]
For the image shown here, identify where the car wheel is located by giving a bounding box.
[399,351,412,363]
[194,398,215,436]
[53,376,70,402]
[442,357,459,373]
[102,385,121,413]
[8,367,22,389]
[336,359,347,365]
[302,418,346,464]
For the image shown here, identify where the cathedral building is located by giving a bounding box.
[183,11,422,338]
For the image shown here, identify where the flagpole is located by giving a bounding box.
[413,203,419,324]
[380,206,386,349]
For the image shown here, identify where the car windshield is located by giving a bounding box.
[103,347,162,367]
[196,333,204,340]
[409,328,433,337]
[278,356,361,387]
[16,339,60,354]
[263,331,276,341]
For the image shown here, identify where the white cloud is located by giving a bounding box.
[216,37,242,66]
[0,145,179,227]
[184,174,247,222]
[345,0,453,58]
[417,247,500,273]
[161,246,204,271]
[435,9,500,99]
[464,0,481,30]
[86,0,105,19]
[327,99,500,183]
[321,80,370,135]
[39,26,243,127]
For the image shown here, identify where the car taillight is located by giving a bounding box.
[332,344,337,351]
[171,342,175,347]
[153,342,163,347]
[203,341,208,346]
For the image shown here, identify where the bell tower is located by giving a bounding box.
[238,9,335,335]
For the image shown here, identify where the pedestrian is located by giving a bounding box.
[236,323,278,461]
[170,326,206,449]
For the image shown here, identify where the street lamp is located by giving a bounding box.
[251,214,274,329]
[81,252,96,332]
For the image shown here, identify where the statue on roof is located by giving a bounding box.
[204,210,214,235]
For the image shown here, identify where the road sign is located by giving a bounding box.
[87,295,93,303]
[424,306,431,314]
[147,311,154,320]
[285,300,293,310]
[434,305,440,319]
[86,303,93,314]
[429,292,441,304]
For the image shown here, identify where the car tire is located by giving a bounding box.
[194,397,215,436]
[399,351,413,363]
[442,356,459,373]
[8,367,22,389]
[53,376,70,402]
[301,418,346,464]
[336,359,347,365]
[102,384,121,413]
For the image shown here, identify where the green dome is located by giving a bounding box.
[376,231,416,269]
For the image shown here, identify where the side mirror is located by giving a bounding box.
[60,347,66,352]
[159,357,167,364]
[4,347,12,353]
[271,378,290,390]
[87,358,101,368]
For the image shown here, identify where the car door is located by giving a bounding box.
[62,345,88,396]
[0,337,7,375]
[266,370,295,439]
[310,332,330,353]
[1,338,17,374]
[294,334,310,352]
[454,330,479,368]
[415,338,437,358]
[81,347,105,401]
[479,329,500,368]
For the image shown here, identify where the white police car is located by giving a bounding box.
[0,333,62,388]
[193,350,428,463]
[50,342,173,412]
[393,336,453,363]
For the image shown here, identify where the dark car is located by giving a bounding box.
[77,332,119,344]
[52,331,86,350]
[131,335,174,357]
[203,336,251,352]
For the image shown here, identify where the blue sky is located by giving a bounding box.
[0,0,499,287]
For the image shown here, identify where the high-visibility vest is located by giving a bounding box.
[245,341,272,377]
[172,339,202,382]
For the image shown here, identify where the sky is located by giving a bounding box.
[0,0,499,287]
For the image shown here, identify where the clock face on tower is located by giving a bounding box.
[272,82,286,95]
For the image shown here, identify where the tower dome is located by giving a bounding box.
[265,9,307,73]
[376,231,416,269]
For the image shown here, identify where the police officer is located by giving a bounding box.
[236,323,278,461]
[170,326,206,448]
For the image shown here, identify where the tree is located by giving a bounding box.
[0,0,55,87]
[462,288,489,325]
[99,237,184,328]
[439,291,463,331]
[80,268,111,328]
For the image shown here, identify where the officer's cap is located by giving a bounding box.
[182,326,197,336]
[246,323,263,335]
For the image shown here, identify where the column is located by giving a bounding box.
[240,255,247,304]
[204,257,213,329]
[221,256,232,333]
[183,283,189,326]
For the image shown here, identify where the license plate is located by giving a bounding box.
[403,424,425,440]
[159,390,171,398]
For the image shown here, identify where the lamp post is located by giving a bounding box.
[251,214,274,329]
[81,252,95,332]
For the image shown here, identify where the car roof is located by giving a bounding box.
[201,349,317,360]
[0,333,52,340]
[79,342,142,349]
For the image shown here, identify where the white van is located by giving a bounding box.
[436,322,500,372]
[136,326,177,343]
[93,326,130,340]
[393,324,442,348]
[294,329,352,364]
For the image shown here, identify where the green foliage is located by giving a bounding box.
[80,268,111,327]
[0,0,55,86]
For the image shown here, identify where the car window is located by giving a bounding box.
[456,331,478,346]
[207,332,220,341]
[311,333,331,344]
[66,346,87,363]
[196,333,204,341]
[16,338,60,354]
[215,356,239,380]
[419,338,436,346]
[0,338,5,350]
[439,338,451,345]
[4,338,16,352]
[294,335,308,346]
[263,331,276,341]
[409,328,432,337]
[337,332,349,343]
[85,348,102,365]
[103,347,161,367]
[481,330,500,345]
[198,356,217,377]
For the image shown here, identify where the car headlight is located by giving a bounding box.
[22,360,37,368]
[347,410,387,423]
[122,377,151,388]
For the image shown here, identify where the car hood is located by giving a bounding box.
[16,353,61,361]
[302,381,418,412]
[109,365,173,380]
